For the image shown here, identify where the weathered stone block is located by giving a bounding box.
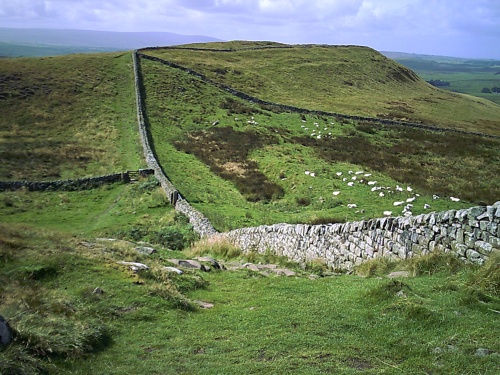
[466,249,484,264]
[469,206,486,219]
[487,236,500,249]
[451,241,468,257]
[475,241,493,255]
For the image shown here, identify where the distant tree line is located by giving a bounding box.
[481,87,500,93]
[426,79,450,87]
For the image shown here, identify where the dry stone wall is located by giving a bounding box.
[0,172,129,192]
[132,51,218,238]
[223,202,500,270]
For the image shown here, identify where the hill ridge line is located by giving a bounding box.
[137,48,499,139]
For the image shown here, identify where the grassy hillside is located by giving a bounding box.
[143,43,500,136]
[1,45,499,375]
[0,52,143,180]
[1,219,499,374]
[139,54,500,231]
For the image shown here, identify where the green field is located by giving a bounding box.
[1,44,499,374]
[391,54,500,105]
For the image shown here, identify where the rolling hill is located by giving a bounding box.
[1,41,499,375]
[143,42,500,135]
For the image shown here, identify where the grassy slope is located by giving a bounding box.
[140,56,500,231]
[144,43,500,136]
[1,222,499,374]
[0,52,143,180]
[0,44,499,375]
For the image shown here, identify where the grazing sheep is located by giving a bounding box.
[406,197,415,203]
[433,195,440,200]
[347,182,354,187]
[407,186,413,192]
[379,192,385,197]
[424,203,431,209]
[450,197,460,202]
[393,201,404,206]
[383,211,392,216]
[333,191,340,196]
[347,204,357,208]
[368,181,377,185]
[336,172,343,176]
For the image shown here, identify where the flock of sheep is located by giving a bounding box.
[299,120,461,218]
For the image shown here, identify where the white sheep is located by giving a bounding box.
[383,211,392,216]
[450,197,460,202]
[368,181,377,185]
[336,172,343,176]
[406,197,415,203]
[347,182,354,187]
[347,204,357,208]
[333,191,340,196]
[379,192,385,197]
[424,203,431,209]
[393,201,404,206]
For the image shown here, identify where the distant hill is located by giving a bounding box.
[0,28,222,57]
[143,42,500,135]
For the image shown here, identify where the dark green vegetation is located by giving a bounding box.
[139,50,500,231]
[0,52,143,180]
[1,42,500,374]
[391,53,500,106]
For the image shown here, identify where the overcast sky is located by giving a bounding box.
[1,0,499,58]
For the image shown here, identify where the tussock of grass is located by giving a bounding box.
[354,257,398,277]
[366,279,412,301]
[467,251,500,296]
[407,252,466,276]
[187,235,242,259]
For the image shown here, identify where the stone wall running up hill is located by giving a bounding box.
[132,51,218,238]
[223,202,500,270]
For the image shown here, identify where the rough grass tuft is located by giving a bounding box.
[466,251,500,296]
[187,235,242,259]
[407,252,465,276]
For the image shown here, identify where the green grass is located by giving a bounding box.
[1,43,500,374]
[139,56,499,231]
[2,226,499,374]
[143,44,500,135]
[394,57,500,105]
[0,52,143,181]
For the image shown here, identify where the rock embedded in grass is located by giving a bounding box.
[0,315,13,347]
